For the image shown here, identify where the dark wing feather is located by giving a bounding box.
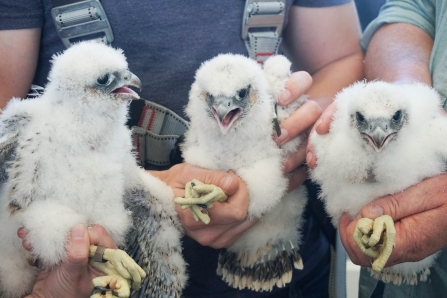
[0,112,32,214]
[124,189,185,298]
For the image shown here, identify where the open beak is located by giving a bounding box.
[211,96,242,135]
[361,121,396,152]
[112,72,142,101]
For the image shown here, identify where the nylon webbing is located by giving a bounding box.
[132,100,189,167]
[242,0,287,64]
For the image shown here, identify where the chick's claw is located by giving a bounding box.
[89,245,146,298]
[174,179,228,224]
[353,215,396,272]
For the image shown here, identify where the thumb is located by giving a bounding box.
[315,102,336,135]
[61,224,90,271]
[361,175,446,221]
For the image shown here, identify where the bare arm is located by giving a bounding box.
[283,1,364,110]
[365,22,433,84]
[0,28,41,109]
[280,1,364,187]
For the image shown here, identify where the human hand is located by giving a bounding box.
[21,224,117,298]
[339,174,447,268]
[305,102,337,169]
[274,71,321,189]
[151,163,254,249]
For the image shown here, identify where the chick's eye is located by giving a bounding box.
[97,74,109,85]
[236,86,250,100]
[356,112,365,123]
[392,110,402,121]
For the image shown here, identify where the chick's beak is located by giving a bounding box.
[361,120,397,152]
[112,71,142,100]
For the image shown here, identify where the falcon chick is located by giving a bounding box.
[310,81,447,285]
[0,41,186,298]
[175,54,308,292]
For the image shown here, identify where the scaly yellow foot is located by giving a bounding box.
[174,179,228,224]
[89,245,146,298]
[353,215,396,272]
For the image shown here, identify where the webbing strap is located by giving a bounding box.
[242,0,287,64]
[51,0,113,48]
[131,100,189,167]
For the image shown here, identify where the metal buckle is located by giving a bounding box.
[51,0,114,48]
[242,0,286,40]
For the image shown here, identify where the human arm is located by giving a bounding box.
[22,225,117,298]
[0,28,41,108]
[279,1,364,188]
[149,163,254,249]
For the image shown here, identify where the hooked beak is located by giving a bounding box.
[361,124,397,152]
[112,71,142,101]
[211,96,242,135]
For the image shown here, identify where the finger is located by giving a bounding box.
[63,224,90,269]
[88,225,118,249]
[315,102,337,135]
[275,100,321,146]
[278,71,313,106]
[282,144,307,174]
[306,102,337,168]
[287,166,308,191]
[360,174,447,221]
[179,164,240,197]
[17,227,33,251]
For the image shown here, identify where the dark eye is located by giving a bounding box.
[206,93,214,101]
[356,112,365,123]
[97,74,109,85]
[236,85,250,100]
[392,110,402,121]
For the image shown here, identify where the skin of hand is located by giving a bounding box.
[279,1,364,190]
[306,23,444,267]
[20,224,117,298]
[150,163,253,249]
[340,174,447,267]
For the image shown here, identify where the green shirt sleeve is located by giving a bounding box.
[361,0,436,50]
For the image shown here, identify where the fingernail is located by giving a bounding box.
[366,204,383,218]
[220,174,235,190]
[71,224,85,239]
[278,90,291,105]
[275,128,288,145]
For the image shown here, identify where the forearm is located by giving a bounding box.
[283,2,364,111]
[306,51,364,110]
[365,23,433,84]
[0,28,41,108]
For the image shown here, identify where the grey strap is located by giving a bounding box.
[51,0,114,48]
[132,100,189,167]
[242,0,287,64]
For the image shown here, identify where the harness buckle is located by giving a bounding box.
[242,0,287,64]
[51,0,114,48]
[242,1,286,40]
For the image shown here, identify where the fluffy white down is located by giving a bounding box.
[310,80,447,279]
[184,54,288,218]
[0,42,140,297]
[183,54,309,292]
